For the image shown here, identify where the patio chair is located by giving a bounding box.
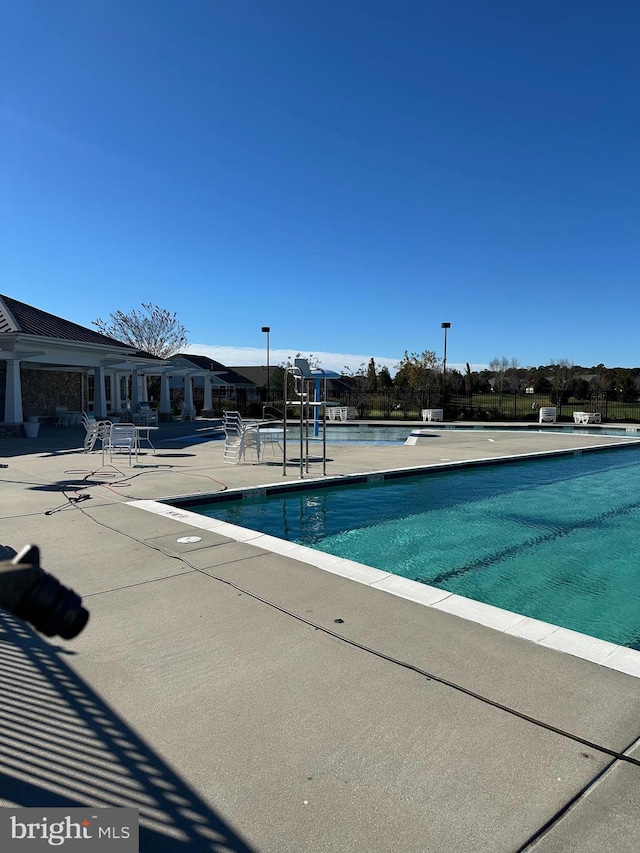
[133,402,159,425]
[242,425,261,461]
[222,414,263,464]
[539,407,556,423]
[140,402,158,425]
[83,422,98,452]
[81,412,96,431]
[180,403,195,422]
[82,412,98,450]
[104,423,137,465]
[222,411,243,431]
[421,409,443,422]
[83,420,112,455]
[55,406,70,427]
[223,411,260,430]
[222,428,244,464]
[573,411,601,425]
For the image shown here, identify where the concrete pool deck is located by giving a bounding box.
[2,420,640,851]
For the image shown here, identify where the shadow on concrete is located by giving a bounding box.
[29,480,98,493]
[0,421,222,459]
[0,612,256,852]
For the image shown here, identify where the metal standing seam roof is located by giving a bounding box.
[0,294,132,348]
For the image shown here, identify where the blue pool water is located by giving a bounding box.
[177,424,639,446]
[299,424,639,445]
[189,447,640,649]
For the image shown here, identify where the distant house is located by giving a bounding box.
[0,294,165,427]
[228,365,273,391]
[230,365,351,400]
[168,354,259,409]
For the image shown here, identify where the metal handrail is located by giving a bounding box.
[262,405,283,421]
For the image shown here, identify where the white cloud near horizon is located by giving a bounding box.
[185,344,487,375]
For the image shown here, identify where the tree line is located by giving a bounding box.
[344,354,640,406]
[93,304,640,406]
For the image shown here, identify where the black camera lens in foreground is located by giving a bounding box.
[12,570,90,639]
[0,545,90,640]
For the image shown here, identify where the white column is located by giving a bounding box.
[113,372,123,412]
[5,359,23,423]
[203,375,212,411]
[131,370,140,408]
[93,367,107,418]
[140,374,149,402]
[184,375,194,411]
[160,374,171,414]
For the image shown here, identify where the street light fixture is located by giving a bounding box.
[261,326,271,402]
[441,322,451,405]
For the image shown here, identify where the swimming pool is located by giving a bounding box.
[299,424,640,445]
[171,423,640,447]
[186,446,640,651]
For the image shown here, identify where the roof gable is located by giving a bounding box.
[173,353,256,386]
[0,294,130,348]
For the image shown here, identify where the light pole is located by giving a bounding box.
[261,326,271,403]
[441,322,450,406]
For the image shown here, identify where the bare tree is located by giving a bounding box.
[549,358,574,405]
[93,303,188,358]
[489,356,519,405]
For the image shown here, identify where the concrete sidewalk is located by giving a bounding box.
[1,421,640,852]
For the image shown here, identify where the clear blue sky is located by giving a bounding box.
[2,0,639,373]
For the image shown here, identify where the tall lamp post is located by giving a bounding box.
[441,322,451,406]
[261,326,271,403]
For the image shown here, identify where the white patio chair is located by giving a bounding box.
[222,428,244,464]
[81,411,96,431]
[55,406,70,427]
[222,414,264,464]
[83,423,99,452]
[139,402,158,425]
[421,409,444,422]
[82,412,99,451]
[180,403,195,422]
[223,411,260,430]
[539,407,556,423]
[222,411,243,431]
[242,425,261,461]
[104,423,137,465]
[84,421,112,456]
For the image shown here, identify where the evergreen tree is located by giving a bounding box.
[366,358,377,390]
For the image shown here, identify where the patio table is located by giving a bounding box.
[257,428,284,460]
[134,425,159,455]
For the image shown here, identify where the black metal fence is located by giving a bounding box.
[363,391,640,422]
[218,390,640,423]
